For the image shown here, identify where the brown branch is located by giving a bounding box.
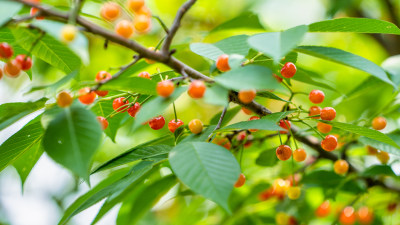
[161,0,197,55]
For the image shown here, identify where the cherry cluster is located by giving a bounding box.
[0,42,33,79]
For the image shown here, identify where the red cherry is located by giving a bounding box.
[248,116,260,132]
[216,54,230,72]
[279,120,291,133]
[4,60,21,78]
[149,115,165,130]
[237,131,247,141]
[127,102,140,117]
[15,55,32,70]
[168,119,184,133]
[30,7,45,20]
[321,107,336,121]
[273,73,283,83]
[78,87,96,105]
[309,106,321,119]
[321,135,338,151]
[309,90,325,104]
[112,97,129,112]
[241,107,252,115]
[276,145,292,161]
[138,71,151,79]
[234,173,246,188]
[95,70,112,82]
[339,206,356,225]
[97,116,109,130]
[0,67,3,80]
[316,200,331,217]
[280,62,296,78]
[0,42,13,58]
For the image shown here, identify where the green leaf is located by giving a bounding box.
[91,98,125,142]
[248,25,308,62]
[217,111,293,132]
[293,68,338,92]
[116,176,177,225]
[91,144,172,174]
[169,142,240,213]
[0,1,22,27]
[295,46,395,88]
[214,65,279,91]
[326,121,400,155]
[134,87,187,129]
[382,55,400,86]
[0,116,43,173]
[27,70,78,94]
[257,91,290,102]
[210,106,241,126]
[12,28,81,73]
[359,130,400,156]
[13,143,43,188]
[190,35,250,61]
[100,77,157,95]
[42,106,102,181]
[203,84,229,106]
[309,18,400,34]
[210,12,265,33]
[256,149,278,167]
[362,165,396,177]
[179,125,216,143]
[0,98,47,131]
[302,170,343,188]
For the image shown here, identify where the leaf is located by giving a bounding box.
[0,0,22,27]
[293,68,338,92]
[257,91,290,102]
[13,143,43,188]
[382,55,400,86]
[214,65,279,91]
[91,144,172,174]
[179,125,216,143]
[203,84,229,106]
[169,142,240,212]
[116,176,176,225]
[0,98,47,131]
[12,28,81,73]
[210,12,265,33]
[210,106,241,126]
[359,130,400,156]
[27,70,78,94]
[248,25,308,62]
[309,18,400,34]
[42,106,102,181]
[100,77,157,95]
[190,35,250,61]
[0,116,43,173]
[326,121,400,155]
[302,170,343,188]
[295,46,395,88]
[134,87,187,129]
[362,165,396,177]
[217,111,293,132]
[256,149,278,167]
[91,99,125,142]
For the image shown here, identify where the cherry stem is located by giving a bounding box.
[300,121,325,139]
[152,16,170,34]
[172,101,178,122]
[278,132,283,145]
[207,105,228,141]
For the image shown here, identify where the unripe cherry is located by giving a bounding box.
[157,80,175,97]
[333,159,349,175]
[309,90,325,104]
[61,25,78,43]
[234,173,246,188]
[276,145,292,161]
[377,150,390,164]
[216,54,230,72]
[287,186,301,200]
[127,102,141,117]
[127,0,145,12]
[134,14,151,33]
[168,119,184,133]
[321,135,338,151]
[320,107,336,121]
[149,115,165,130]
[188,80,206,99]
[100,2,120,21]
[97,116,109,130]
[280,62,296,78]
[372,116,386,130]
[238,89,256,104]
[293,148,306,162]
[57,91,73,108]
[115,20,134,38]
[189,119,203,134]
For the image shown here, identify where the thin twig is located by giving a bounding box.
[207,106,228,140]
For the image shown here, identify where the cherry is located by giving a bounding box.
[276,145,292,161]
[127,102,141,117]
[387,203,397,212]
[241,107,252,115]
[127,0,145,12]
[189,119,203,134]
[115,20,134,38]
[316,200,331,217]
[78,87,96,105]
[357,206,373,225]
[309,106,321,119]
[157,80,175,97]
[317,122,332,134]
[0,42,13,58]
[237,131,247,141]
[0,67,3,80]
[57,91,73,108]
[212,137,231,150]
[134,14,151,33]
[367,146,378,155]
[136,6,151,17]
[334,159,349,175]
[372,116,386,130]
[273,178,290,198]
[377,150,389,164]
[293,148,306,162]
[188,80,206,99]
[238,89,256,104]
[4,60,21,78]
[339,206,356,225]
[280,62,297,78]
[30,7,45,20]
[321,135,338,151]
[97,116,109,130]
[273,73,283,83]
[320,107,336,121]
[168,119,184,133]
[248,116,260,132]
[100,2,120,21]
[15,55,32,71]
[234,173,246,188]
[275,212,289,225]
[288,216,298,225]
[145,47,157,64]
[216,54,230,72]
[112,97,129,112]
[279,119,291,134]
[138,71,151,79]
[309,90,325,104]
[287,186,300,200]
[148,115,165,130]
[95,71,112,97]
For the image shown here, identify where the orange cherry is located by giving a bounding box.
[30,7,45,20]
[234,173,246,188]
[188,119,203,134]
[134,14,151,33]
[377,150,390,164]
[157,80,175,97]
[321,135,338,151]
[238,89,256,104]
[188,80,206,99]
[100,2,120,21]
[309,90,325,104]
[333,159,349,175]
[316,200,331,217]
[367,146,378,155]
[276,145,292,161]
[317,122,332,134]
[95,71,112,97]
[78,87,96,105]
[115,20,134,38]
[320,107,336,121]
[127,0,145,12]
[309,106,321,119]
[357,207,374,225]
[97,116,109,130]
[241,107,252,115]
[4,60,21,78]
[293,148,306,162]
[57,91,73,108]
[138,71,151,79]
[372,116,386,130]
[339,206,356,225]
[216,54,230,72]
